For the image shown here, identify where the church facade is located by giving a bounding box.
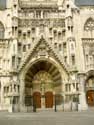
[0,0,94,112]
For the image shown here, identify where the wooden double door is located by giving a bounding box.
[33,92,53,108]
[86,90,94,106]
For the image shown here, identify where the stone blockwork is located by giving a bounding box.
[0,0,94,112]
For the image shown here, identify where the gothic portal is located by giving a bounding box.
[24,60,63,110]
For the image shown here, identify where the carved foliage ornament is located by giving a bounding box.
[35,40,50,57]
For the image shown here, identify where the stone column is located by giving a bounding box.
[0,82,4,110]
[41,10,43,18]
[78,73,88,111]
[61,80,65,111]
[41,96,45,109]
[20,78,25,112]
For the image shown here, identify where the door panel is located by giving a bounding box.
[45,92,53,108]
[33,92,41,108]
[86,90,94,106]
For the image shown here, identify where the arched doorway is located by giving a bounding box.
[24,60,62,110]
[85,76,94,107]
[86,90,94,106]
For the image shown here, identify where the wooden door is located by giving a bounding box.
[86,90,94,106]
[33,92,41,108]
[45,92,53,108]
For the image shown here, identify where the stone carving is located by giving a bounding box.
[18,19,65,28]
[53,19,65,27]
[83,42,94,55]
[84,18,94,32]
[34,38,50,57]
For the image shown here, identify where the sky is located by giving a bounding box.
[75,0,94,6]
[0,0,6,9]
[0,0,94,10]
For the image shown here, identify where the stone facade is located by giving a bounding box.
[0,0,94,112]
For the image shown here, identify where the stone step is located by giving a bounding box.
[88,107,94,111]
[0,110,8,113]
[37,108,54,112]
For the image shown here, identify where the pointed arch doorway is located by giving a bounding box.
[24,60,62,110]
[86,90,94,106]
[85,75,94,107]
[32,71,54,109]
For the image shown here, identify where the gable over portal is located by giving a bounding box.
[19,36,69,82]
